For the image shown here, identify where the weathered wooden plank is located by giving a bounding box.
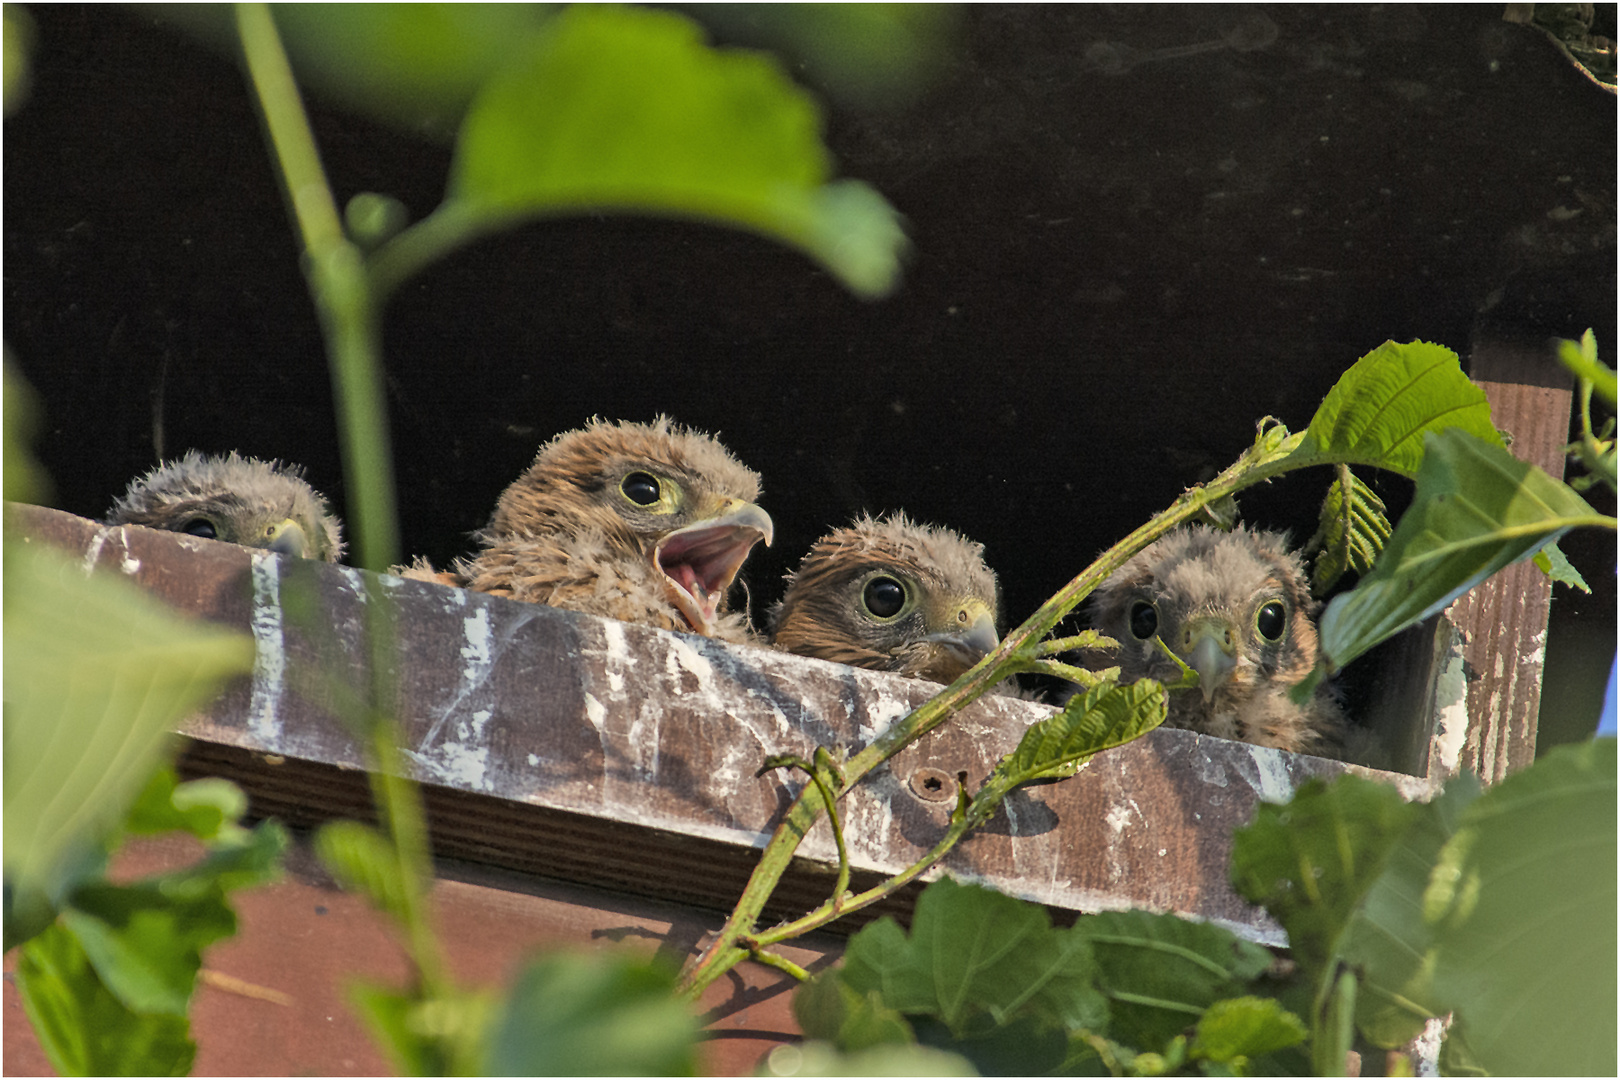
[1454,332,1575,781]
[11,503,1440,946]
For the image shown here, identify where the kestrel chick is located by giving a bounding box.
[107,450,344,562]
[770,513,1001,684]
[1087,525,1345,756]
[446,417,773,644]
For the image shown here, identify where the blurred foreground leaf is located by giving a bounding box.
[484,950,700,1075]
[445,4,906,298]
[4,539,255,914]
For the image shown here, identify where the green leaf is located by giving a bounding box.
[761,1039,977,1077]
[1229,775,1419,986]
[122,767,248,845]
[149,818,289,900]
[794,970,914,1051]
[1074,908,1273,1051]
[1189,996,1308,1065]
[350,982,497,1077]
[1533,538,1591,592]
[3,539,256,907]
[59,881,236,1017]
[838,877,1108,1035]
[1560,329,1617,406]
[1339,774,1482,1048]
[993,678,1167,787]
[483,950,699,1076]
[1427,739,1616,1077]
[1302,466,1391,593]
[1287,340,1503,477]
[14,922,195,1076]
[446,4,906,297]
[1315,428,1606,673]
[314,819,415,925]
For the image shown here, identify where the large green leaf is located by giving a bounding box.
[446,4,906,297]
[794,969,914,1051]
[1189,996,1308,1067]
[1074,908,1273,1051]
[3,540,256,909]
[838,877,1109,1037]
[483,950,699,1075]
[1316,428,1607,673]
[14,923,195,1077]
[1229,775,1419,987]
[1428,739,1616,1076]
[1286,340,1503,477]
[1338,773,1481,1047]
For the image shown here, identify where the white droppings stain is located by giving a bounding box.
[1247,745,1293,803]
[527,753,540,766]
[1105,802,1133,833]
[246,553,286,743]
[120,552,141,574]
[584,693,607,732]
[81,528,109,575]
[1494,652,1505,680]
[418,742,491,792]
[607,669,625,693]
[461,607,492,681]
[666,636,717,697]
[1158,848,1168,857]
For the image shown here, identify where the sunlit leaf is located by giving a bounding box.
[1229,775,1419,985]
[1428,739,1616,1076]
[447,4,906,297]
[1559,328,1616,406]
[1075,908,1273,1051]
[1189,996,1308,1064]
[993,677,1166,786]
[1302,466,1391,593]
[1534,537,1591,592]
[14,923,195,1076]
[483,950,699,1075]
[1316,428,1605,673]
[1287,340,1503,477]
[3,539,256,907]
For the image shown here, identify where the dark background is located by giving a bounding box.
[5,4,1614,746]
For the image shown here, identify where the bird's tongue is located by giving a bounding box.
[654,524,763,636]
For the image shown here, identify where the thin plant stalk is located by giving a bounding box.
[235,2,400,573]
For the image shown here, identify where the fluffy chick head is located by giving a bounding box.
[770,512,1001,683]
[107,450,344,562]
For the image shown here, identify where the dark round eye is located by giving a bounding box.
[1256,601,1287,642]
[181,517,217,539]
[620,471,661,506]
[862,576,907,619]
[1128,600,1158,640]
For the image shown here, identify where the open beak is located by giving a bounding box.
[265,518,309,559]
[654,498,774,636]
[919,598,999,681]
[1180,616,1238,702]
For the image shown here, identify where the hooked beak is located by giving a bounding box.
[1180,616,1237,702]
[919,599,999,681]
[654,498,773,636]
[265,518,309,559]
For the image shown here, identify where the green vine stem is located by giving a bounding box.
[679,423,1302,996]
[235,2,400,573]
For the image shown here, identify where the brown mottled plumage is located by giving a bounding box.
[1086,525,1345,756]
[770,513,1002,684]
[403,418,772,644]
[107,450,344,562]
